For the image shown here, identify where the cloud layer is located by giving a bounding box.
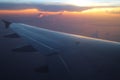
[0,3,90,11]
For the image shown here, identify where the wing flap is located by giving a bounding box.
[12,45,37,52]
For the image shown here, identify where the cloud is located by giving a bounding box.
[81,7,120,14]
[110,11,120,14]
[0,9,39,15]
[0,8,64,18]
[0,3,91,12]
[38,11,63,18]
[0,2,88,18]
[106,7,120,14]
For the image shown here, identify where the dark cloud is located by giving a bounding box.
[0,3,91,11]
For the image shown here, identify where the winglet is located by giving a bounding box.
[1,19,12,28]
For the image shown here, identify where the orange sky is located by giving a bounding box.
[0,9,39,15]
[0,7,120,16]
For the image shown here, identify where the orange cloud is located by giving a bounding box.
[0,9,39,15]
[81,7,120,15]
[38,11,63,18]
[0,7,119,18]
[0,9,64,17]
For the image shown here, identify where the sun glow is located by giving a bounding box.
[81,7,120,14]
[67,0,94,6]
[0,9,39,15]
[66,0,115,6]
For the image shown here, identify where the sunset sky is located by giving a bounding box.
[0,0,120,6]
[0,0,120,42]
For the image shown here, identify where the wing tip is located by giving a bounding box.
[1,19,12,28]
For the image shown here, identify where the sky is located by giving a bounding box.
[0,0,120,42]
[0,0,120,6]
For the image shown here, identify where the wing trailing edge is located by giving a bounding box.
[12,45,37,52]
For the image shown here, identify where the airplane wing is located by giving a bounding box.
[2,20,120,80]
